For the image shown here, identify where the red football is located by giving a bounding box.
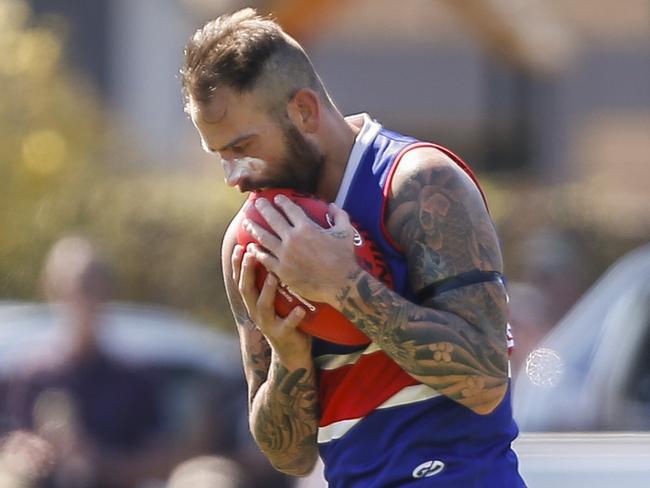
[236,188,393,346]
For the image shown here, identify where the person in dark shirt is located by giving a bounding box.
[12,348,161,454]
[5,237,199,488]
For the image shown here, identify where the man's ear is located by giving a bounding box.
[287,88,320,134]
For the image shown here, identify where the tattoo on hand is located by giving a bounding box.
[329,229,349,240]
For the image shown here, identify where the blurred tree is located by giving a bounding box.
[0,0,244,330]
[75,173,245,324]
[0,0,103,298]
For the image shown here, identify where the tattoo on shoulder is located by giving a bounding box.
[388,163,503,288]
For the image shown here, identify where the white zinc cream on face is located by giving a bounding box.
[220,156,264,186]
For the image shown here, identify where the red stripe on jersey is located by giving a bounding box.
[318,351,419,427]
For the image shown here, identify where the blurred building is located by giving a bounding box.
[24,0,648,255]
[28,0,649,179]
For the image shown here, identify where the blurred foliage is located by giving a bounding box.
[0,0,244,330]
[74,173,245,325]
[484,176,649,292]
[0,0,102,298]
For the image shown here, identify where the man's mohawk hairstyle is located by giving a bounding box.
[181,8,285,106]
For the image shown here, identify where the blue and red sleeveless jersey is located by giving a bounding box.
[314,114,525,487]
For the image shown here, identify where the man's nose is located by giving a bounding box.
[217,151,246,167]
[213,150,230,164]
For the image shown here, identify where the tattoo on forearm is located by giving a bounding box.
[253,361,319,471]
[234,308,256,329]
[337,161,509,413]
[239,331,271,408]
[249,343,272,388]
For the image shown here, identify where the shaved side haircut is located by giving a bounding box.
[180,8,333,118]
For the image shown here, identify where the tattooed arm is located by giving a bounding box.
[221,218,319,476]
[336,148,509,414]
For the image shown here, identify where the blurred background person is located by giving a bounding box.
[0,430,56,488]
[3,236,203,488]
[518,229,586,325]
[507,228,587,377]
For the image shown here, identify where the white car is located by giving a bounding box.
[513,243,650,431]
[0,301,241,374]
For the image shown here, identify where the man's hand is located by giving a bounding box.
[242,194,360,305]
[233,242,311,369]
[223,208,320,477]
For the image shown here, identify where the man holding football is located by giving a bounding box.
[181,8,525,487]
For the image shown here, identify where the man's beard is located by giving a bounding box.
[243,121,325,194]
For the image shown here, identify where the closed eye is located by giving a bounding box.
[222,134,255,155]
[231,144,247,155]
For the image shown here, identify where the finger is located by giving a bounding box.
[238,250,259,311]
[271,194,311,227]
[281,305,307,330]
[231,244,244,283]
[247,243,280,275]
[243,218,282,255]
[257,272,278,318]
[254,198,293,236]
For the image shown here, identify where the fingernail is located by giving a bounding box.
[254,198,267,209]
[274,194,287,204]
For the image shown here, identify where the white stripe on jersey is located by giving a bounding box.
[335,113,382,208]
[317,384,441,443]
[314,342,382,370]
